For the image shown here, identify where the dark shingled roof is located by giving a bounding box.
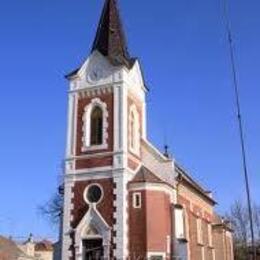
[92,0,135,69]
[66,0,136,79]
[130,166,165,184]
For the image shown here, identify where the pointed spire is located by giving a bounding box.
[92,0,135,68]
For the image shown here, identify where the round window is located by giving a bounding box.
[85,184,103,204]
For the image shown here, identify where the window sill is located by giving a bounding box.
[177,238,188,243]
[197,242,204,247]
[82,144,108,152]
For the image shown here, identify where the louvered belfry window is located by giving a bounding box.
[90,106,103,145]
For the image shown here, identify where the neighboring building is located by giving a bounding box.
[61,0,234,259]
[0,236,34,260]
[212,216,234,260]
[17,235,35,259]
[34,241,53,260]
[0,235,54,260]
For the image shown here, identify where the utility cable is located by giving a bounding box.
[221,0,256,259]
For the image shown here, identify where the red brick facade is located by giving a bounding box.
[177,178,233,260]
[145,191,171,253]
[128,189,173,259]
[62,70,234,260]
[71,179,114,228]
[75,93,114,170]
[128,190,147,259]
[70,178,115,258]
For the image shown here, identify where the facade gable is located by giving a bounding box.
[68,51,123,91]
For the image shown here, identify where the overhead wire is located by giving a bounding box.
[220,0,256,259]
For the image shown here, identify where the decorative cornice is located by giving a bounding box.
[75,86,113,99]
[66,151,123,161]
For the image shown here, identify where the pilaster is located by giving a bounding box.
[113,170,129,259]
[62,179,74,260]
[66,91,77,159]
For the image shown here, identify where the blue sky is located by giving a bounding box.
[0,0,259,240]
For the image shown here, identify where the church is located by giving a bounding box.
[61,0,234,259]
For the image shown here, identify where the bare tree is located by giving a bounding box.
[226,200,260,259]
[38,185,64,227]
[253,204,260,244]
[228,200,249,244]
[38,163,65,227]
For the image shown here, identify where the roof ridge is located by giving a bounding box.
[175,163,217,205]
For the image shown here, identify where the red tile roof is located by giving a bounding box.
[35,240,53,252]
[0,236,25,260]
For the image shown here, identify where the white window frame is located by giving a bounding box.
[183,207,191,259]
[83,183,104,205]
[208,223,213,247]
[166,235,171,254]
[212,248,216,260]
[132,192,142,209]
[201,246,205,260]
[147,252,166,260]
[197,218,203,245]
[175,207,185,239]
[129,104,140,156]
[82,98,109,151]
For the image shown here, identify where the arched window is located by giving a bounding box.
[129,104,140,155]
[90,106,103,145]
[82,98,108,151]
[130,111,136,149]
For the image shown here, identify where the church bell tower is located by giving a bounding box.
[62,0,148,259]
[61,1,235,259]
